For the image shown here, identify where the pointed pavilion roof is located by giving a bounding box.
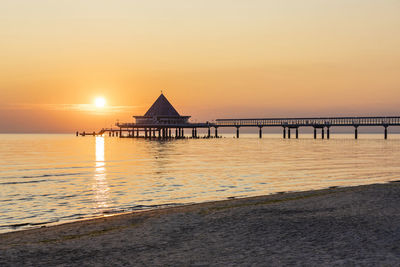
[144,93,181,117]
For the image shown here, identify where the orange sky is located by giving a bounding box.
[1,0,400,133]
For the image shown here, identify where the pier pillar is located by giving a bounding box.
[195,128,197,138]
[327,127,330,139]
[76,131,79,137]
[296,128,299,139]
[119,129,122,138]
[288,128,291,139]
[355,126,358,139]
[136,128,139,137]
[175,128,178,138]
[236,127,240,138]
[182,129,184,138]
[313,128,317,139]
[169,128,171,138]
[145,128,148,139]
[207,127,211,138]
[215,127,218,138]
[192,128,195,138]
[259,127,262,138]
[283,127,286,139]
[384,126,388,140]
[116,131,119,137]
[322,128,325,139]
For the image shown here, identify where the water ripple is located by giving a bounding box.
[1,133,400,233]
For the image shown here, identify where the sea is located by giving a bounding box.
[1,133,400,233]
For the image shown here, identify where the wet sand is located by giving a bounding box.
[1,183,400,266]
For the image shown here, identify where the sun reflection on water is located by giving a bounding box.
[93,136,110,212]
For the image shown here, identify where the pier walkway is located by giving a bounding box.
[215,116,400,139]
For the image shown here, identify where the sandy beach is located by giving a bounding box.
[1,182,400,266]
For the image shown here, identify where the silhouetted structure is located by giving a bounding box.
[216,117,400,140]
[79,94,400,140]
[134,94,190,125]
[113,93,211,139]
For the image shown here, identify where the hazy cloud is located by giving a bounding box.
[0,103,140,114]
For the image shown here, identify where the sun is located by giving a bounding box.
[94,97,106,108]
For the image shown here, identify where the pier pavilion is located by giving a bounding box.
[133,93,190,125]
[113,93,212,139]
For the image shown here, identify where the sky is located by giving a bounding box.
[1,0,400,133]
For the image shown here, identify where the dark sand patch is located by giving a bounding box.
[1,183,400,266]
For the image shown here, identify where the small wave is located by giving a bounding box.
[0,223,30,229]
[0,179,49,185]
[13,166,91,172]
[59,213,86,219]
[101,209,126,214]
[49,194,78,200]
[0,219,60,230]
[128,203,183,211]
[0,172,86,180]
[22,172,85,179]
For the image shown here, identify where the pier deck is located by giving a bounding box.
[79,116,400,140]
[215,116,400,139]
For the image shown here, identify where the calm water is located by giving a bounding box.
[1,133,400,233]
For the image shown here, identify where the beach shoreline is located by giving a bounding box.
[1,182,400,265]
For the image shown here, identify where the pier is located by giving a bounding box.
[78,93,400,140]
[215,116,400,139]
[78,93,219,139]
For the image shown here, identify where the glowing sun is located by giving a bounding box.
[94,97,106,108]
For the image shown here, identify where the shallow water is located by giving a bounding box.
[1,133,400,233]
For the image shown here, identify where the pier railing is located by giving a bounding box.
[115,122,212,128]
[215,116,400,127]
